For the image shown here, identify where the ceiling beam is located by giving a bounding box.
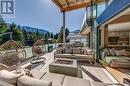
[65,0,69,6]
[52,0,63,10]
[62,1,91,11]
[52,0,107,12]
[95,0,106,3]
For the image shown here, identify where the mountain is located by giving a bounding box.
[71,30,80,33]
[7,23,49,35]
[22,26,48,35]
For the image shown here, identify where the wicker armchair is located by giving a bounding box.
[32,39,45,58]
[0,40,26,71]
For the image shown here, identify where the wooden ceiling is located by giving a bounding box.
[108,15,130,24]
[52,0,107,11]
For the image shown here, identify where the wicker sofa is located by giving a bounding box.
[0,69,109,86]
[54,48,95,64]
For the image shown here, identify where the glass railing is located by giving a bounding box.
[24,43,62,59]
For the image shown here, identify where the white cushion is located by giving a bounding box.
[64,48,72,54]
[73,48,81,54]
[87,49,93,55]
[63,76,91,86]
[17,75,52,86]
[30,69,46,79]
[41,72,65,86]
[124,51,130,57]
[115,50,125,56]
[0,70,23,84]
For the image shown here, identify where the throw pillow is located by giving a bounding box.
[115,50,125,56]
[124,51,130,57]
[73,48,81,54]
[64,48,72,54]
[108,48,116,56]
[103,48,110,56]
[87,49,92,55]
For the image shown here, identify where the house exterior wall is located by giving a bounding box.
[96,0,130,60]
[81,0,130,60]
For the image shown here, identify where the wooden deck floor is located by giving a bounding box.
[78,61,118,84]
[106,67,130,84]
[29,51,118,84]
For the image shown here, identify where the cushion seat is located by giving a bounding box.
[54,48,95,64]
[55,54,73,58]
[17,75,52,86]
[30,69,46,79]
[63,76,106,86]
[0,80,15,86]
[56,54,93,60]
[73,54,93,59]
[63,76,91,86]
[41,72,65,86]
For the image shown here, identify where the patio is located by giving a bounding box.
[23,50,118,84]
[0,0,130,86]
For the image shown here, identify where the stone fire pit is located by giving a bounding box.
[49,58,82,78]
[55,59,73,65]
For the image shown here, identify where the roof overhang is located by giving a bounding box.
[52,0,107,12]
[96,0,130,26]
[81,26,91,35]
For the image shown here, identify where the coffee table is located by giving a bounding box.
[49,58,82,77]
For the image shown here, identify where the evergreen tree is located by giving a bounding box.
[8,23,24,45]
[22,28,27,40]
[0,15,8,44]
[65,28,69,38]
[50,32,53,38]
[54,33,59,39]
[57,27,69,43]
[0,15,7,34]
[36,29,39,39]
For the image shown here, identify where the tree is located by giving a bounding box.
[30,32,37,42]
[13,27,24,44]
[65,28,69,38]
[22,28,27,40]
[36,29,39,39]
[10,22,16,31]
[57,27,63,43]
[7,23,24,45]
[57,27,69,43]
[54,33,59,39]
[0,15,8,44]
[50,32,53,38]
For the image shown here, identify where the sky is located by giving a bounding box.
[4,0,85,34]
